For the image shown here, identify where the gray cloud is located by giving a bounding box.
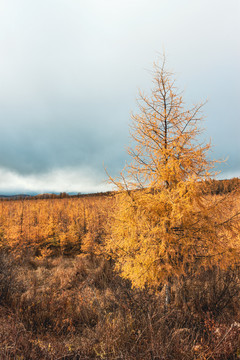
[0,166,111,194]
[0,0,239,192]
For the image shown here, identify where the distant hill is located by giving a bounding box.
[0,194,31,200]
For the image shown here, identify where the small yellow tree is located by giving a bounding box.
[106,58,240,289]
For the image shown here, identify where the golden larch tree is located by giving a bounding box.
[106,58,240,289]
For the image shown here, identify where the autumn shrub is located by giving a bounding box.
[173,267,240,320]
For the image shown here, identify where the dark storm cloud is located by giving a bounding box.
[0,99,129,175]
[0,0,239,193]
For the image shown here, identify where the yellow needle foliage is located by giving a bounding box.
[0,196,112,258]
[106,58,240,289]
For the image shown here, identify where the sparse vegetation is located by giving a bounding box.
[0,184,239,359]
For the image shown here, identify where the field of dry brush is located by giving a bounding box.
[0,187,240,359]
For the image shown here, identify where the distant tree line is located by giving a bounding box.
[0,180,238,202]
[204,177,240,195]
[0,191,115,201]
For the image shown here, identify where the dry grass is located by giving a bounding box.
[0,250,240,359]
[0,187,239,359]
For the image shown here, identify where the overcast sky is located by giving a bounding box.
[0,0,239,194]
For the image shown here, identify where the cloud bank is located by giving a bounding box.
[0,166,111,194]
[0,0,239,193]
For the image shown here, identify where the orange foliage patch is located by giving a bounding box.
[0,195,114,259]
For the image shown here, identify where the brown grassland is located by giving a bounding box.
[0,180,240,360]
